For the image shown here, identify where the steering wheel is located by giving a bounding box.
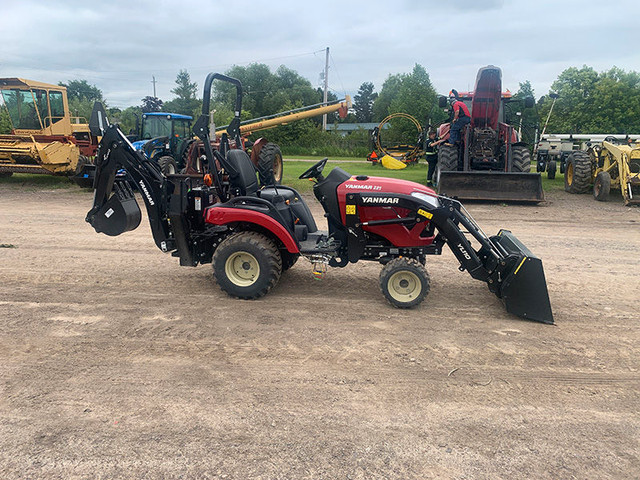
[299,157,328,180]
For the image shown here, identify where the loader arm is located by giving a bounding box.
[432,196,553,323]
[86,122,175,253]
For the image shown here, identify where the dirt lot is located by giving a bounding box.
[0,183,639,479]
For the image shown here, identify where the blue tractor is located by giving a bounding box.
[130,112,193,175]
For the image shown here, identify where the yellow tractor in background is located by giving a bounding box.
[0,78,98,182]
[564,137,640,205]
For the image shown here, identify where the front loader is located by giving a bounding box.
[85,73,553,324]
[435,66,544,202]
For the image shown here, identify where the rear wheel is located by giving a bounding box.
[435,144,458,187]
[564,151,592,193]
[158,156,177,176]
[593,171,611,201]
[0,171,13,178]
[213,231,282,299]
[379,258,430,309]
[257,143,283,186]
[512,146,532,172]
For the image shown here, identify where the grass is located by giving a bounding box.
[0,157,566,195]
[282,158,428,192]
[0,173,77,190]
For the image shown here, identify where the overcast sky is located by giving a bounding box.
[1,0,638,109]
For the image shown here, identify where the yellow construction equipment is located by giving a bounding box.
[564,138,640,205]
[0,78,97,180]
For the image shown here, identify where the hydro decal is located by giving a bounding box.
[138,180,155,206]
[361,196,399,205]
[456,243,472,260]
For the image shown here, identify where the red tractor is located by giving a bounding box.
[85,73,553,324]
[435,66,543,202]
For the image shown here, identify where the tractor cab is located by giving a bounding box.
[130,112,193,174]
[0,78,80,137]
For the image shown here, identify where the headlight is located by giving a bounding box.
[411,191,440,208]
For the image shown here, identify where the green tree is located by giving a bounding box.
[141,96,163,113]
[164,70,201,117]
[538,65,640,134]
[511,80,539,146]
[58,79,104,102]
[353,82,377,123]
[0,107,12,134]
[58,79,105,122]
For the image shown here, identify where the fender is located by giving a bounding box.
[205,206,300,253]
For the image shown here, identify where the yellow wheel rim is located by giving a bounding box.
[225,252,260,287]
[387,270,421,302]
[566,163,574,185]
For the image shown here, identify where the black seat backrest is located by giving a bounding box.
[225,149,259,196]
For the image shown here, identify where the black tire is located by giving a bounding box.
[512,146,532,173]
[435,143,458,187]
[158,155,178,176]
[0,171,13,178]
[379,257,430,309]
[75,155,90,175]
[593,171,611,202]
[564,151,592,194]
[257,143,283,186]
[281,251,300,272]
[547,159,557,180]
[213,231,282,299]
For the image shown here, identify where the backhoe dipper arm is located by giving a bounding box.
[86,123,175,252]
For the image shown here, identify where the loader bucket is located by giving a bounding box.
[491,230,553,324]
[438,171,544,202]
[89,186,141,236]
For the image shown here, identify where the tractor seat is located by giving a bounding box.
[259,186,318,234]
[225,149,259,196]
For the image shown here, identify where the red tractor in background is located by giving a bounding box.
[435,66,543,202]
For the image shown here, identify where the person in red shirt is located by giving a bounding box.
[446,89,470,146]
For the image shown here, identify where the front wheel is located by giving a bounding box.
[511,146,532,172]
[547,159,557,180]
[158,156,178,176]
[435,143,458,187]
[379,258,430,309]
[213,231,282,299]
[593,171,611,201]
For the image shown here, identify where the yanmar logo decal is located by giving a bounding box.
[138,180,155,206]
[361,196,399,205]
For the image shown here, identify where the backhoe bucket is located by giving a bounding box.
[89,184,141,236]
[438,171,544,202]
[491,230,553,324]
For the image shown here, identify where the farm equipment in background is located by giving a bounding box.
[367,113,426,169]
[0,78,98,185]
[435,66,543,202]
[535,134,640,182]
[84,73,554,324]
[564,137,640,205]
[130,112,194,175]
[181,92,351,186]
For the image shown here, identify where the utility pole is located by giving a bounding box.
[322,47,329,131]
[152,76,157,98]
